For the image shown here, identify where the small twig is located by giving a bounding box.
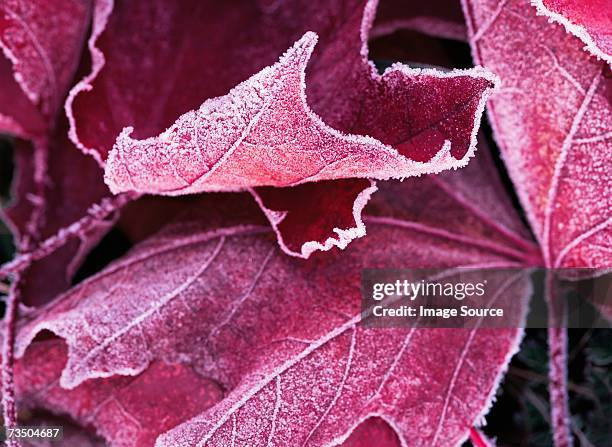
[548,327,573,447]
[0,192,138,279]
[2,279,21,447]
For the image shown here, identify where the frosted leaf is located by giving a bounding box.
[0,0,111,306]
[463,0,612,270]
[531,0,612,65]
[13,340,223,447]
[15,145,535,446]
[0,0,91,134]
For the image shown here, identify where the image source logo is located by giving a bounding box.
[361,268,611,329]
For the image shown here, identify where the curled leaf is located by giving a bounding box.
[67,0,496,257]
[251,179,377,258]
[105,33,495,195]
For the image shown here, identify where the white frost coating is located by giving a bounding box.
[302,328,357,446]
[65,0,114,167]
[464,0,611,273]
[554,217,612,268]
[96,0,500,261]
[14,205,529,445]
[531,0,612,65]
[389,61,501,169]
[158,313,362,447]
[265,377,282,447]
[362,0,500,178]
[471,0,509,43]
[300,180,376,258]
[430,275,518,445]
[360,0,380,74]
[250,180,378,259]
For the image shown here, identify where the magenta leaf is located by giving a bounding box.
[0,2,99,434]
[0,0,91,136]
[14,339,223,447]
[16,221,529,446]
[67,0,496,257]
[340,417,402,447]
[15,339,403,447]
[152,235,530,446]
[531,0,612,65]
[14,140,536,445]
[251,179,377,258]
[463,1,611,444]
[463,0,612,271]
[67,0,493,165]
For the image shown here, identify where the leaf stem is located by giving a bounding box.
[469,427,494,447]
[2,278,20,447]
[546,273,573,447]
[0,192,138,280]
